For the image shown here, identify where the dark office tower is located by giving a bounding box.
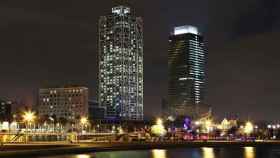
[98,5,144,120]
[167,25,207,118]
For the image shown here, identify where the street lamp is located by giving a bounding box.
[151,118,167,137]
[22,111,36,143]
[244,121,254,135]
[156,118,163,126]
[23,111,36,124]
[195,121,200,126]
[80,117,89,133]
[49,117,55,132]
[80,117,88,126]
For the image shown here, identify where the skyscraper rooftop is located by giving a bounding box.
[112,6,131,15]
[174,25,200,35]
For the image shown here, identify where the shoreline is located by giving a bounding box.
[1,141,280,157]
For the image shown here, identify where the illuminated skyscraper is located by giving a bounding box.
[98,5,144,120]
[167,25,207,118]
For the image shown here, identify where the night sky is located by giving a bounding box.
[0,0,280,121]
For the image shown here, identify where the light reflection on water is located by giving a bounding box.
[39,146,277,158]
[75,154,91,158]
[151,149,167,158]
[244,147,255,158]
[202,147,215,158]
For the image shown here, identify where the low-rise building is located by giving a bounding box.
[38,87,88,121]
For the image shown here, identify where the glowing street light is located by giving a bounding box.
[156,118,163,125]
[151,118,167,137]
[204,119,213,133]
[205,120,212,127]
[195,121,200,126]
[22,110,36,143]
[80,117,89,133]
[80,117,89,126]
[244,121,254,135]
[118,126,124,134]
[22,111,36,123]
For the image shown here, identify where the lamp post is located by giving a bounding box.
[244,121,254,138]
[49,117,55,133]
[77,117,89,143]
[22,111,36,143]
[151,118,167,138]
[80,117,89,133]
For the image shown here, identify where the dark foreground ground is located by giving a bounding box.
[1,141,280,158]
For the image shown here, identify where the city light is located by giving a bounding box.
[117,126,124,134]
[205,120,213,133]
[268,124,272,129]
[152,149,167,158]
[0,3,279,157]
[244,121,254,135]
[76,154,91,158]
[156,118,163,125]
[244,147,255,158]
[22,111,36,123]
[174,25,199,35]
[151,118,167,137]
[195,121,200,126]
[205,120,212,127]
[202,147,215,158]
[80,117,89,126]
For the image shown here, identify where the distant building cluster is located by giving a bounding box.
[1,3,210,123]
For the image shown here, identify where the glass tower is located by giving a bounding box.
[168,25,206,118]
[98,5,144,120]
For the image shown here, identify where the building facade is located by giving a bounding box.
[0,100,12,122]
[88,100,105,121]
[98,5,144,120]
[38,87,88,120]
[167,25,207,118]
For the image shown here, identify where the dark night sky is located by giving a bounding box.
[0,0,280,121]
